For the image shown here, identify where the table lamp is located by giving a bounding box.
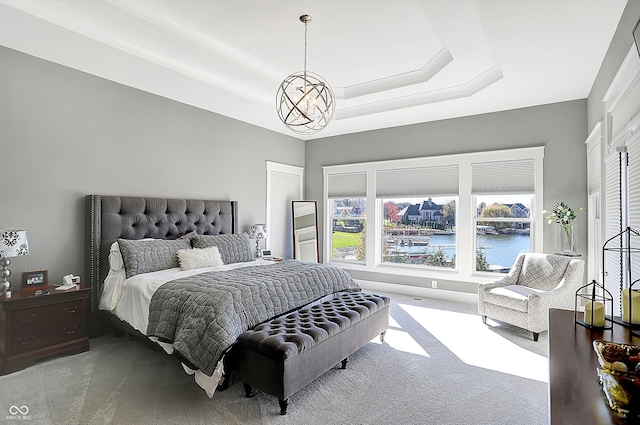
[248,224,267,258]
[0,230,29,295]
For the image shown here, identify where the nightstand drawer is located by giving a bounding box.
[8,300,86,355]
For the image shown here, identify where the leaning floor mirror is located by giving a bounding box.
[292,201,319,263]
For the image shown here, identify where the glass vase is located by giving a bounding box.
[559,224,579,256]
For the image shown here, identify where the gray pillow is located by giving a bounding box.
[118,238,191,279]
[191,233,254,264]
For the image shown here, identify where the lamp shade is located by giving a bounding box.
[248,224,267,239]
[0,230,29,258]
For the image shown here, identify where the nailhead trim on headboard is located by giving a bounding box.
[86,195,238,317]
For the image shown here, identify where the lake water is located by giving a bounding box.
[394,233,530,268]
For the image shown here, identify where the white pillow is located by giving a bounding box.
[177,246,224,271]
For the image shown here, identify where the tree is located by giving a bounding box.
[479,203,513,230]
[442,200,456,225]
[422,247,454,268]
[476,248,490,271]
[384,202,400,224]
[356,224,366,261]
[480,203,513,218]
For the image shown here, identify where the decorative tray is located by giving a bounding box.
[593,340,640,420]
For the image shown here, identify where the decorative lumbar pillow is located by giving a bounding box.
[177,246,224,271]
[191,233,254,264]
[118,238,191,278]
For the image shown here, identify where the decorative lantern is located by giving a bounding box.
[575,279,613,330]
[603,226,640,331]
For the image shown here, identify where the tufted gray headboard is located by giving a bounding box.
[85,195,238,330]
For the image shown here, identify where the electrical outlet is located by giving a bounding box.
[431,280,437,289]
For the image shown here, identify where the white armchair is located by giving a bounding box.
[478,253,585,341]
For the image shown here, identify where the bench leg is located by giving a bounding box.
[279,398,289,415]
[243,383,254,398]
[217,375,229,392]
[482,315,487,324]
[533,332,539,342]
[341,357,349,369]
[380,331,386,342]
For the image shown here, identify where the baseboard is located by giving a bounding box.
[355,279,478,305]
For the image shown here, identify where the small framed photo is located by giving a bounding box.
[21,270,49,295]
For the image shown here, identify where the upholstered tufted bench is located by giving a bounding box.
[231,291,389,415]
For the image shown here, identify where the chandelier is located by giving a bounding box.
[276,15,335,135]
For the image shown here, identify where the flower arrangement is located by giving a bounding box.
[542,202,585,228]
[542,202,585,255]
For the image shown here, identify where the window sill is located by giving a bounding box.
[326,260,495,285]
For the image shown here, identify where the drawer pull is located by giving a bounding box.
[64,307,78,314]
[19,313,36,323]
[64,326,77,334]
[19,335,35,345]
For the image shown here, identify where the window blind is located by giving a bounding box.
[627,137,640,289]
[471,159,535,194]
[327,173,366,198]
[604,150,622,316]
[375,166,459,197]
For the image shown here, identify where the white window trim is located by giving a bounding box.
[323,146,544,283]
[603,46,640,154]
[585,122,603,283]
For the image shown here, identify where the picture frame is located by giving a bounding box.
[21,270,49,295]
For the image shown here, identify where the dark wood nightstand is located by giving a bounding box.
[0,284,90,375]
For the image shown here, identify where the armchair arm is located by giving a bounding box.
[477,254,526,315]
[527,258,585,332]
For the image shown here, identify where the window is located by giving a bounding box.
[330,198,366,262]
[381,197,457,269]
[326,172,366,264]
[474,195,532,272]
[376,165,459,270]
[323,147,543,284]
[601,46,640,315]
[472,159,535,272]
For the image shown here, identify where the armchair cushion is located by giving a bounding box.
[484,285,545,313]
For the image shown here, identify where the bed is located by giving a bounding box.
[84,195,362,397]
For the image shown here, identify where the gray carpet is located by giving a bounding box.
[0,293,549,425]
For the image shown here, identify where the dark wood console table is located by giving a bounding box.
[549,308,640,424]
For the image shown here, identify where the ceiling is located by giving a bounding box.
[0,0,629,140]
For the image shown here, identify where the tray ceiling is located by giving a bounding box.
[0,0,629,140]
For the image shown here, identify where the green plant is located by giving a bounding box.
[476,248,490,271]
[542,202,585,229]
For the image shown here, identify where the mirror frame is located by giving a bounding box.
[292,200,320,263]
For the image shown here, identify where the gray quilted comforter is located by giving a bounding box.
[146,260,360,376]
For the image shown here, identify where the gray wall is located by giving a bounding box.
[0,46,303,289]
[306,100,588,290]
[587,0,640,130]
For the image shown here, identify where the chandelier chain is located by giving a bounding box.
[303,20,308,78]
